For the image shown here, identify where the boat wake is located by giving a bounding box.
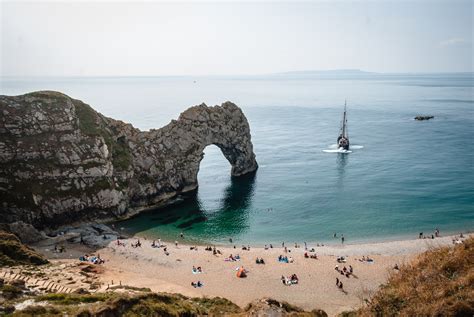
[323,148,352,153]
[322,144,364,154]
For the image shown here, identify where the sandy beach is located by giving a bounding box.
[32,233,469,316]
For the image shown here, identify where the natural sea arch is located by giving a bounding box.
[189,144,257,238]
[0,92,258,227]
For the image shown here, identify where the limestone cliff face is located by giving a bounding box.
[0,91,257,228]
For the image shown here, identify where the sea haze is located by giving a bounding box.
[1,71,473,244]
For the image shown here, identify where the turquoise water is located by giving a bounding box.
[2,73,473,244]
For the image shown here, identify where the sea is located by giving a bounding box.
[1,71,473,245]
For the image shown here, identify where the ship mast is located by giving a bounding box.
[342,100,347,138]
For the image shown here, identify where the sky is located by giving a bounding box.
[1,0,473,77]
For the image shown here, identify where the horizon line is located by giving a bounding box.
[1,69,473,79]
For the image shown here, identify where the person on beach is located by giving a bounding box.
[180,232,184,239]
[341,235,345,244]
[336,277,339,286]
[304,241,307,250]
[334,232,337,238]
[191,281,203,288]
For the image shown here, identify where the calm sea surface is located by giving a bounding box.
[2,73,473,244]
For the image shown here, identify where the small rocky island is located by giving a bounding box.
[0,91,258,229]
[414,115,434,121]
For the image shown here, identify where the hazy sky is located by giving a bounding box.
[1,0,472,76]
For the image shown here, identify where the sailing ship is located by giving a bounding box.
[337,101,350,150]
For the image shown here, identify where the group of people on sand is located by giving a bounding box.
[79,253,104,264]
[205,246,222,255]
[278,255,294,263]
[151,239,163,248]
[255,257,265,264]
[131,239,142,248]
[453,233,465,245]
[335,277,344,290]
[191,264,204,287]
[115,239,126,247]
[358,256,374,263]
[336,256,347,263]
[150,240,170,255]
[419,228,441,240]
[304,252,318,259]
[226,254,241,262]
[281,274,298,285]
[191,281,203,288]
[335,265,353,278]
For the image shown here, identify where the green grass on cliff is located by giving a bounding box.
[0,231,48,266]
[12,293,242,316]
[8,291,331,316]
[358,237,474,316]
[73,99,132,171]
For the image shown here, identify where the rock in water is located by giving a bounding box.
[414,115,434,121]
[0,91,258,228]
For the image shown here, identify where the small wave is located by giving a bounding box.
[351,145,364,149]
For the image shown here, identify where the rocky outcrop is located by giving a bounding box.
[0,91,257,228]
[415,115,434,121]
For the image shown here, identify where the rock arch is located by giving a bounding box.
[132,102,258,197]
[0,92,258,226]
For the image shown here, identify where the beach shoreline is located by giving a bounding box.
[111,221,472,253]
[32,229,471,316]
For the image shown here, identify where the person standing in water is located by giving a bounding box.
[341,234,345,244]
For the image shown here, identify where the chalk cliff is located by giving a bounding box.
[0,91,257,228]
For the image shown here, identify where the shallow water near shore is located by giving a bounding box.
[2,73,473,244]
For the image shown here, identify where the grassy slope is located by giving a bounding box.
[359,237,474,316]
[0,231,48,266]
[6,292,329,316]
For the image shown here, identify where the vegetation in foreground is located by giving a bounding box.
[358,237,474,316]
[1,292,328,316]
[0,231,48,266]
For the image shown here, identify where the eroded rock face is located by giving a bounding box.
[0,91,257,227]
